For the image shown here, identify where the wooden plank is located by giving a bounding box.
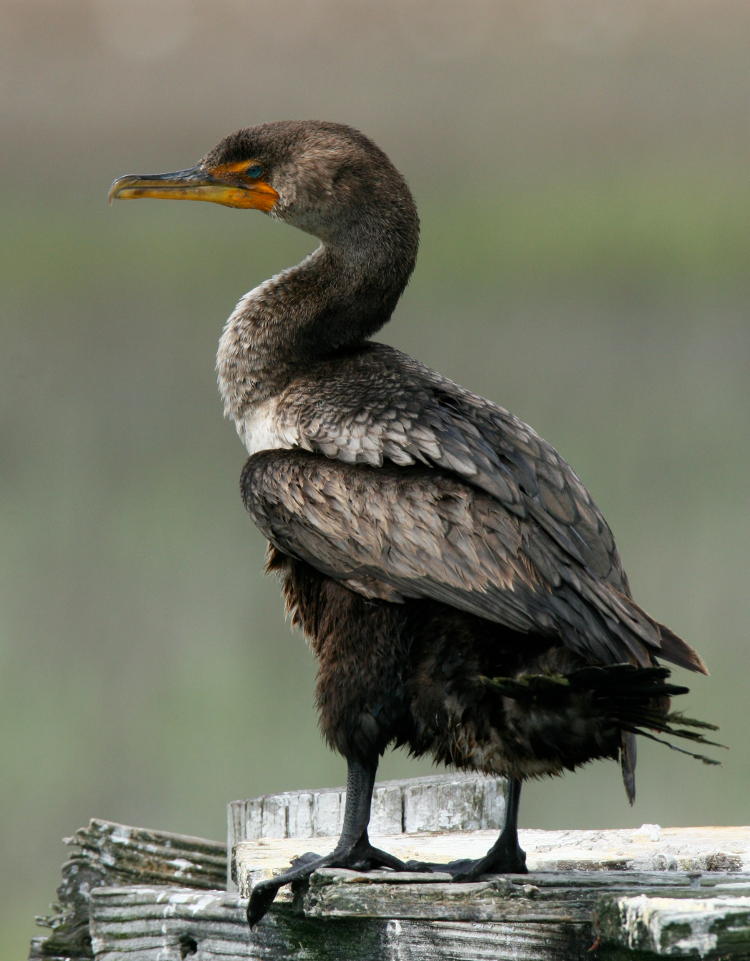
[303,869,591,923]
[229,773,508,891]
[227,772,508,844]
[70,819,227,887]
[234,825,750,898]
[87,877,750,961]
[28,789,750,961]
[88,884,595,961]
[595,891,750,959]
[232,820,750,959]
[30,820,226,961]
[301,868,750,923]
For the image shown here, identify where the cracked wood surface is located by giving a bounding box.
[27,774,750,961]
[235,823,750,897]
[86,872,750,961]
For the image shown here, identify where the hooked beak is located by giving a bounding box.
[108,164,278,211]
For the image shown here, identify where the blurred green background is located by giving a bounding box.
[2,0,748,955]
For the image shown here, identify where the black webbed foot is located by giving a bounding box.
[448,837,527,881]
[446,776,527,881]
[404,835,527,881]
[247,840,406,927]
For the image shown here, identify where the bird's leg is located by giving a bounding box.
[247,756,406,927]
[405,777,527,879]
[449,777,527,879]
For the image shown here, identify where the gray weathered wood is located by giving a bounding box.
[235,824,750,897]
[70,818,227,886]
[28,779,750,961]
[30,819,226,961]
[232,817,750,959]
[229,773,507,890]
[303,867,750,923]
[88,884,594,961]
[595,889,750,959]
[87,877,750,960]
[228,772,507,856]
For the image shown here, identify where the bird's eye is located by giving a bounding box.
[246,164,264,179]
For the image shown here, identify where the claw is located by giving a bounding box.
[451,843,527,881]
[403,845,527,882]
[246,840,407,926]
[247,881,281,928]
[290,851,322,869]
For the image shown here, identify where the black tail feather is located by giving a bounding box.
[483,663,721,800]
[621,725,722,766]
[621,731,637,804]
[588,664,722,795]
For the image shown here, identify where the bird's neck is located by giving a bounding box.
[217,237,416,423]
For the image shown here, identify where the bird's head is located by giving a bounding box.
[109,120,417,249]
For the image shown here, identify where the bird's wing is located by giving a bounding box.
[242,449,670,667]
[276,343,627,589]
[257,344,706,672]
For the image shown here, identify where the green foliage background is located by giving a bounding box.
[1,2,748,955]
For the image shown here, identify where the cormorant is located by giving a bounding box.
[109,121,717,927]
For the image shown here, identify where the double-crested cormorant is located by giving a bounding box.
[110,121,717,926]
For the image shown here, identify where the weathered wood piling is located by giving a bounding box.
[30,774,750,960]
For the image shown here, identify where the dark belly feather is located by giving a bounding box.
[266,546,697,782]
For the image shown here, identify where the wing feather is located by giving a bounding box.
[247,343,706,673]
[243,450,673,666]
[276,344,624,585]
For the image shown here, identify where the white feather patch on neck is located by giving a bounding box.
[235,396,301,457]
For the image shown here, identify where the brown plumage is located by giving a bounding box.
[109,120,717,927]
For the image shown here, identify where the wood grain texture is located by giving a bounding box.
[228,772,508,841]
[234,824,750,898]
[70,819,227,887]
[27,783,750,961]
[301,867,750,923]
[88,885,595,961]
[229,773,508,892]
[30,819,226,961]
[596,890,750,958]
[87,874,750,960]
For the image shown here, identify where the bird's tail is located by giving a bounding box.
[569,664,722,802]
[482,664,722,802]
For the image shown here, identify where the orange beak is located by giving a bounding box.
[108,164,278,211]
